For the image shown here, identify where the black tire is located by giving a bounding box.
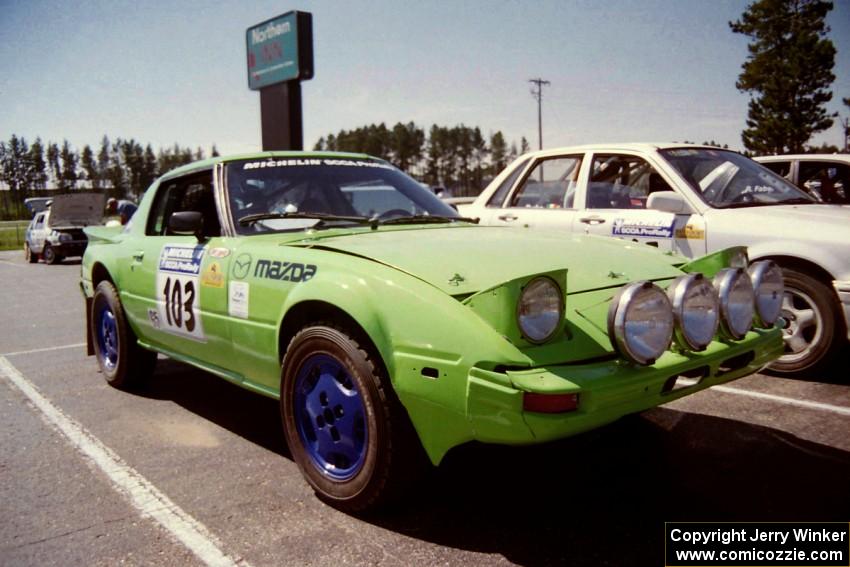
[43,244,60,265]
[24,243,38,263]
[91,281,157,389]
[280,324,428,513]
[769,267,842,375]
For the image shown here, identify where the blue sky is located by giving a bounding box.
[1,0,848,157]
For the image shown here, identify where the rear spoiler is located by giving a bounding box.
[84,225,124,243]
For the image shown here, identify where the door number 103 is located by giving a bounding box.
[162,276,196,332]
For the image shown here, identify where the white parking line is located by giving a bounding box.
[0,356,251,567]
[713,384,850,417]
[3,343,86,357]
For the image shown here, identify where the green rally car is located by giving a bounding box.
[81,152,784,512]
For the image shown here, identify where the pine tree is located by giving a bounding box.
[59,140,78,191]
[30,138,47,190]
[730,0,836,153]
[81,145,97,189]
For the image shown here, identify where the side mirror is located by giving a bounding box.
[646,191,694,214]
[168,211,204,239]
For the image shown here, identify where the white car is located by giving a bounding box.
[24,193,105,264]
[461,143,850,375]
[755,154,850,204]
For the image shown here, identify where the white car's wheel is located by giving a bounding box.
[769,268,840,375]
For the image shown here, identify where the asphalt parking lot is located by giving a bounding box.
[1,249,848,567]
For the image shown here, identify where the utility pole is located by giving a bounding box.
[529,78,550,150]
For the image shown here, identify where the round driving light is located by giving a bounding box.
[748,260,783,328]
[607,281,674,365]
[714,268,754,340]
[517,277,563,344]
[667,273,719,351]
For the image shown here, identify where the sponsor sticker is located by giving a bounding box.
[229,281,249,319]
[612,218,674,238]
[147,308,161,330]
[232,253,252,279]
[675,225,705,240]
[242,158,394,171]
[156,244,206,341]
[254,258,318,282]
[209,247,231,258]
[201,261,225,288]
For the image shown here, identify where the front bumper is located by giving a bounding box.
[466,327,783,446]
[833,280,850,341]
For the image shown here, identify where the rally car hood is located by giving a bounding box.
[707,203,849,224]
[48,193,106,228]
[297,226,685,295]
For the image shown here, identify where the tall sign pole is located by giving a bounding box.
[247,11,313,150]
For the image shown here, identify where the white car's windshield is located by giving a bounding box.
[660,148,815,208]
[226,157,460,234]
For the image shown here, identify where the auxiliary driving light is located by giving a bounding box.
[667,273,719,351]
[608,281,674,365]
[714,268,754,340]
[748,260,783,328]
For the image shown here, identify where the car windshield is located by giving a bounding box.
[659,148,815,208]
[226,157,460,234]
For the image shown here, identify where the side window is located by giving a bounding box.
[799,161,850,204]
[487,157,531,207]
[509,156,582,209]
[761,160,792,179]
[586,154,671,209]
[146,172,220,236]
[33,213,45,229]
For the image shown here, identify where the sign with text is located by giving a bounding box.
[246,11,313,90]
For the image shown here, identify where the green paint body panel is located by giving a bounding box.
[81,152,784,465]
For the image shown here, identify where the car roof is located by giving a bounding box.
[159,150,379,181]
[754,154,850,162]
[516,142,731,160]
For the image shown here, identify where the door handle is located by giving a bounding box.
[132,251,145,262]
[579,216,606,225]
[498,214,518,222]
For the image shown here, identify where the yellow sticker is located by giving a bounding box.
[675,225,705,240]
[201,261,225,288]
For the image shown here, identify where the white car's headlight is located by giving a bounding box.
[517,277,563,344]
[714,268,754,340]
[608,281,674,365]
[748,260,783,328]
[667,273,719,351]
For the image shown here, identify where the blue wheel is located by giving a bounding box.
[293,353,368,480]
[96,303,119,371]
[281,325,427,512]
[91,281,157,388]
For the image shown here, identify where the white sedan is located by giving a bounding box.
[460,143,850,375]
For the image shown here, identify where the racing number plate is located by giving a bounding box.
[156,244,206,341]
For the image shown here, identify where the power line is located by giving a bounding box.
[529,78,550,150]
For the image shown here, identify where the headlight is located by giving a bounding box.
[667,273,719,351]
[58,232,72,242]
[714,268,754,340]
[517,277,563,343]
[748,260,783,328]
[608,281,674,365]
